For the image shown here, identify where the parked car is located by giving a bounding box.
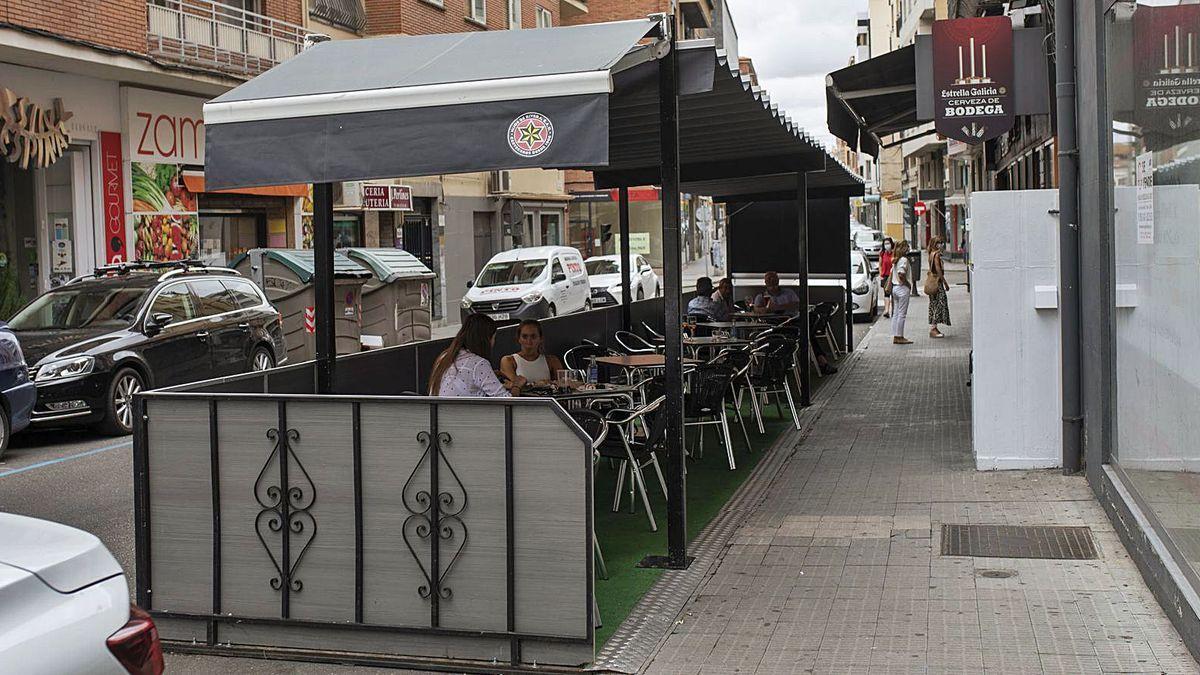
[461,246,591,320]
[7,262,286,435]
[853,228,884,259]
[0,513,163,674]
[584,254,661,307]
[850,250,878,322]
[0,322,35,457]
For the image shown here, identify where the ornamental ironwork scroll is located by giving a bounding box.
[402,429,468,604]
[254,426,317,596]
[0,88,72,169]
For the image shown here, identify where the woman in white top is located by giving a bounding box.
[500,319,565,390]
[890,240,913,345]
[428,314,516,397]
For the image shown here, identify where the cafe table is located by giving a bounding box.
[529,382,641,410]
[696,321,773,337]
[683,335,750,358]
[595,354,703,385]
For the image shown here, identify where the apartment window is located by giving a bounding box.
[535,6,552,28]
[508,0,521,28]
[470,0,486,23]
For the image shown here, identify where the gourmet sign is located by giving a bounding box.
[933,17,1014,144]
[1135,4,1200,144]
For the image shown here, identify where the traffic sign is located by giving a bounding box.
[913,201,928,217]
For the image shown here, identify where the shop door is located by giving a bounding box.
[540,212,561,246]
[402,215,434,268]
[473,212,495,272]
[40,146,95,290]
[0,165,37,318]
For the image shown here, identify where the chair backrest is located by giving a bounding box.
[568,409,608,451]
[752,335,795,384]
[563,344,614,370]
[615,330,657,354]
[685,363,735,416]
[641,321,664,340]
[709,346,753,378]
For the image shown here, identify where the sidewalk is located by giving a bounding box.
[641,270,1200,674]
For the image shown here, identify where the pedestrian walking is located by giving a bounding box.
[924,235,951,338]
[880,237,895,318]
[890,240,913,344]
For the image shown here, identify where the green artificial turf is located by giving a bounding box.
[592,400,798,648]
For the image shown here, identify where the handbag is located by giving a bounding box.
[923,269,942,296]
[881,272,893,297]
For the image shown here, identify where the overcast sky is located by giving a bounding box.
[724,0,868,148]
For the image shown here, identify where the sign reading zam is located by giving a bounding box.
[933,17,1014,144]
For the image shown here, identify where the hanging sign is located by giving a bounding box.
[99,132,127,264]
[1135,4,1200,146]
[932,17,1015,144]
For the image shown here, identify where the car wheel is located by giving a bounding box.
[100,368,144,436]
[0,404,9,459]
[251,346,275,372]
[637,287,645,301]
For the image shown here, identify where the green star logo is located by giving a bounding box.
[519,121,544,147]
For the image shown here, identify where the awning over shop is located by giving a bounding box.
[181,173,308,197]
[826,45,918,158]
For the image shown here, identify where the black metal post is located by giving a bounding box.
[313,182,336,394]
[845,212,854,352]
[619,186,632,331]
[797,174,811,407]
[639,17,689,571]
[1056,0,1082,474]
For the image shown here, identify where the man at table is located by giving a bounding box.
[686,277,729,320]
[712,277,735,315]
[752,271,801,315]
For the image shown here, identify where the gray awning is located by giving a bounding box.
[826,45,918,158]
[204,20,838,193]
[205,19,662,189]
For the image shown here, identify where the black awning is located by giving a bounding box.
[826,45,918,158]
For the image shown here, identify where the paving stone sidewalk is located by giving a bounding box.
[644,270,1200,675]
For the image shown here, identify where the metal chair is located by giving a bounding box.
[709,347,756,446]
[641,321,664,341]
[812,302,842,358]
[615,330,659,355]
[568,409,610,582]
[563,343,618,371]
[684,363,739,470]
[747,335,802,430]
[597,392,669,531]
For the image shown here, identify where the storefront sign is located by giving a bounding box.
[0,88,73,169]
[123,88,206,165]
[362,183,414,210]
[613,232,652,255]
[1135,4,1200,144]
[131,162,199,262]
[932,17,1014,144]
[99,132,127,263]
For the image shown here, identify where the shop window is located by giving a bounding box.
[333,215,361,248]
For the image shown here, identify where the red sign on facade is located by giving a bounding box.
[390,185,413,211]
[362,183,414,211]
[913,201,928,217]
[932,17,1015,144]
[99,131,127,264]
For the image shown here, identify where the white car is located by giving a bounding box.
[584,254,661,307]
[853,228,884,259]
[0,513,163,674]
[850,250,878,321]
[462,246,591,320]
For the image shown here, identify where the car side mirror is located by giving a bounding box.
[553,272,567,283]
[145,312,173,335]
[466,280,474,289]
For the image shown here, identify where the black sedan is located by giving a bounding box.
[6,264,286,435]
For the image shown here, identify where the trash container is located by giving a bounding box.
[231,249,372,364]
[340,247,436,347]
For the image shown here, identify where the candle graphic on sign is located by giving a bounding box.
[1158,23,1198,74]
[955,35,994,84]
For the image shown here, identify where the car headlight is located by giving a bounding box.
[461,297,473,309]
[853,283,869,295]
[35,356,95,382]
[522,291,543,304]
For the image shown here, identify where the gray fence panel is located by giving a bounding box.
[513,405,590,639]
[285,401,357,622]
[360,401,433,627]
[216,399,287,619]
[436,402,508,633]
[147,398,212,614]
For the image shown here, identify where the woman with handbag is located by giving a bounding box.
[879,237,895,318]
[890,240,913,345]
[925,236,951,338]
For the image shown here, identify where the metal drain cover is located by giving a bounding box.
[941,524,1098,560]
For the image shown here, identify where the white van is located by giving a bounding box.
[461,246,591,320]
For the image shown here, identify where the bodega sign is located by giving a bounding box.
[122,87,206,165]
[933,17,1014,144]
[1135,4,1200,143]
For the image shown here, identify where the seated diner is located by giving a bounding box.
[752,271,801,315]
[686,277,729,320]
[500,319,565,391]
[428,314,517,397]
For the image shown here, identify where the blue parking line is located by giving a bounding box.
[0,440,132,479]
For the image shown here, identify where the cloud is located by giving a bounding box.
[725,0,868,147]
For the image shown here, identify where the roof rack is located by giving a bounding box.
[67,260,241,285]
[158,266,241,281]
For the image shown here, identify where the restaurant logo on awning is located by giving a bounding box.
[1135,4,1200,143]
[507,112,554,157]
[932,17,1014,144]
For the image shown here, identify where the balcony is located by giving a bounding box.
[147,0,308,79]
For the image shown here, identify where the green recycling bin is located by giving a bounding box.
[341,248,436,347]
